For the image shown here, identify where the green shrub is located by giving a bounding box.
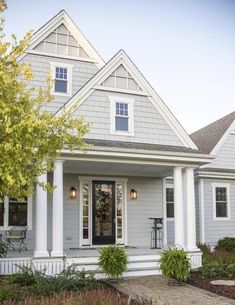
[0,286,14,302]
[216,237,235,252]
[0,241,8,258]
[9,264,98,296]
[201,261,228,279]
[160,247,191,282]
[98,245,128,279]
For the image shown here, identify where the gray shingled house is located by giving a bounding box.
[0,10,217,277]
[191,112,235,246]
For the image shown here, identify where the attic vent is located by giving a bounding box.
[34,23,89,58]
[101,64,142,91]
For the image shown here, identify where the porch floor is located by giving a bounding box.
[5,246,163,259]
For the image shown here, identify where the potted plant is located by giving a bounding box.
[98,245,128,281]
[160,247,191,285]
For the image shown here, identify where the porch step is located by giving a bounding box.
[67,254,161,278]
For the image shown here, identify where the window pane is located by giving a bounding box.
[115,117,128,131]
[216,187,227,202]
[9,200,27,226]
[116,103,128,116]
[55,80,67,93]
[167,203,174,218]
[216,202,227,217]
[0,199,4,226]
[166,188,174,218]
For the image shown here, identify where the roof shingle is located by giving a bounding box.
[190,111,235,154]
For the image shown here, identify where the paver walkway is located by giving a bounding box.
[112,276,235,305]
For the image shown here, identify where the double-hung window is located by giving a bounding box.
[55,67,68,93]
[0,196,32,229]
[115,102,129,131]
[212,183,230,220]
[166,188,174,218]
[109,96,134,135]
[50,62,73,96]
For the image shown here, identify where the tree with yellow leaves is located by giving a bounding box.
[0,9,89,198]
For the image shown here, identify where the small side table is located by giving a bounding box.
[149,218,163,249]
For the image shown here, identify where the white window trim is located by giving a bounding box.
[0,195,33,231]
[50,62,73,97]
[109,96,134,136]
[212,183,231,221]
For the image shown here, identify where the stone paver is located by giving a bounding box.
[112,276,235,305]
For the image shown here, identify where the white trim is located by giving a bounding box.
[109,96,134,136]
[212,182,231,221]
[61,148,212,165]
[49,62,73,96]
[197,170,235,180]
[25,50,97,63]
[78,176,128,247]
[18,10,105,68]
[27,195,33,231]
[55,50,198,149]
[199,179,205,243]
[162,178,167,246]
[94,85,149,97]
[211,120,235,155]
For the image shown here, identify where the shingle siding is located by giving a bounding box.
[72,90,184,146]
[203,179,235,246]
[20,54,98,114]
[205,134,235,170]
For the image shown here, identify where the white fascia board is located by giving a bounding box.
[211,119,235,155]
[60,148,213,165]
[55,49,197,150]
[197,170,235,180]
[18,10,105,68]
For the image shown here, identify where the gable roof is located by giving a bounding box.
[18,10,105,68]
[55,49,198,150]
[190,111,235,154]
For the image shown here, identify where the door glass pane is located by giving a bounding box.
[82,183,89,239]
[94,183,113,237]
[116,183,123,239]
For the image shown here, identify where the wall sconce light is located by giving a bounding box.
[70,187,77,199]
[130,189,137,200]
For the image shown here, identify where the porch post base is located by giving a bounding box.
[51,251,65,258]
[187,249,202,269]
[34,250,50,258]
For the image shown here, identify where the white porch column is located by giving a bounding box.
[174,167,185,248]
[34,172,49,257]
[185,167,197,250]
[51,160,64,257]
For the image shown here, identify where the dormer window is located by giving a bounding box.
[50,62,73,96]
[109,96,134,135]
[55,67,68,93]
[115,102,129,131]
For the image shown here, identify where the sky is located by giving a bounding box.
[2,0,235,133]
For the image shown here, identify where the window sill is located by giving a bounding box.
[0,226,32,231]
[213,217,231,221]
[52,91,72,97]
[110,131,134,137]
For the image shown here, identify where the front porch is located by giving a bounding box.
[0,246,202,278]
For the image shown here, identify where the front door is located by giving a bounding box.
[92,181,115,245]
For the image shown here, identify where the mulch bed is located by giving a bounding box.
[188,272,235,300]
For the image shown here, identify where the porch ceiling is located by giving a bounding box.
[64,160,172,177]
